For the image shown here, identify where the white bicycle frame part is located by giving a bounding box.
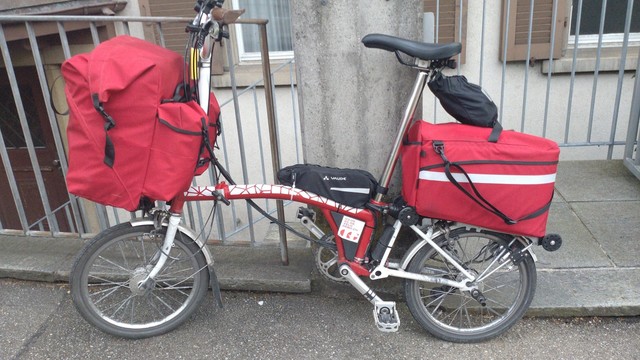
[369,222,477,292]
[141,214,183,286]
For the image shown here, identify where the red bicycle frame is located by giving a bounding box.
[174,183,380,277]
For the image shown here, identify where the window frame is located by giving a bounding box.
[231,0,294,63]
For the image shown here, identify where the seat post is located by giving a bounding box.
[375,70,429,202]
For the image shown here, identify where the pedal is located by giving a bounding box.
[373,301,400,333]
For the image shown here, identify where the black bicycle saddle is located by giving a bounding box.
[362,33,461,61]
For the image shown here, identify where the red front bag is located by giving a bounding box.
[62,36,216,211]
[401,121,559,237]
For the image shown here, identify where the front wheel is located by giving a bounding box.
[404,227,536,343]
[69,223,210,338]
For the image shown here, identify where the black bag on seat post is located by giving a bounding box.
[428,72,502,142]
[277,164,378,208]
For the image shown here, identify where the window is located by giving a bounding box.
[500,0,568,62]
[500,0,639,73]
[233,0,293,62]
[569,0,640,47]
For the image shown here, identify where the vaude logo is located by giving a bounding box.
[323,176,347,181]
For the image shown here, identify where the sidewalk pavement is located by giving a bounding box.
[0,160,639,317]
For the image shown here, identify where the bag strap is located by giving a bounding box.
[488,121,502,143]
[92,94,116,167]
[433,141,552,225]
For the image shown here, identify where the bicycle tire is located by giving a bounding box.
[404,227,536,343]
[69,223,210,338]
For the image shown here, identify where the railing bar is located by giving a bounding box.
[520,0,535,132]
[559,141,626,147]
[19,22,61,233]
[586,0,607,143]
[28,200,74,232]
[64,205,76,233]
[122,21,130,35]
[456,0,463,76]
[222,200,295,240]
[217,60,294,107]
[96,204,108,231]
[75,196,89,234]
[111,207,120,224]
[156,22,166,47]
[89,21,100,46]
[434,0,440,122]
[435,0,440,43]
[185,201,196,231]
[29,20,90,234]
[216,107,237,239]
[56,22,72,59]
[0,15,190,22]
[624,48,640,163]
[225,36,256,244]
[542,0,560,138]
[607,0,634,160]
[564,0,583,144]
[499,0,511,124]
[0,25,30,233]
[191,177,206,233]
[289,61,301,163]
[252,88,270,212]
[271,76,283,165]
[207,157,226,243]
[479,0,486,87]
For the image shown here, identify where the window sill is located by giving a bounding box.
[542,46,639,74]
[212,62,297,88]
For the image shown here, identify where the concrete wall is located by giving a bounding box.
[290,0,423,181]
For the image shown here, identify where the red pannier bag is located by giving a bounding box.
[401,121,559,237]
[62,35,218,211]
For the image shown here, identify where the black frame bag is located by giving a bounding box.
[428,72,502,142]
[277,164,378,208]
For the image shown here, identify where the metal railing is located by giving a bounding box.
[427,0,639,161]
[0,15,301,247]
[624,46,640,179]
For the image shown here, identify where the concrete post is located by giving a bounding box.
[290,0,423,194]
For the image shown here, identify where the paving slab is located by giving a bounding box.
[555,161,640,202]
[571,201,640,268]
[537,202,613,269]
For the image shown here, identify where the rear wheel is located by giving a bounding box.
[404,227,536,343]
[69,223,210,338]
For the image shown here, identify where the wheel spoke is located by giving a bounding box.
[71,224,209,337]
[404,227,536,342]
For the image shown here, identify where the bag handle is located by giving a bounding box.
[433,141,552,225]
[488,121,502,143]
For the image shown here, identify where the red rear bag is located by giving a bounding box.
[401,121,559,237]
[62,36,213,211]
